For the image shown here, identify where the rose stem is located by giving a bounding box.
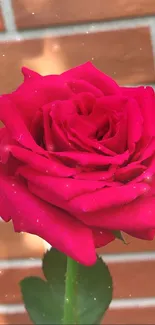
[63,257,78,324]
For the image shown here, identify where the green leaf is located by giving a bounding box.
[77,256,112,324]
[43,249,112,324]
[20,276,63,324]
[20,249,112,325]
[113,230,126,244]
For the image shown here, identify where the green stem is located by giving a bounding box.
[63,257,78,324]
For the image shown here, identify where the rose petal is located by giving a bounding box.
[132,155,155,183]
[0,128,11,163]
[125,229,155,240]
[67,182,149,214]
[22,67,41,80]
[126,98,143,148]
[74,166,116,181]
[9,145,77,177]
[53,150,129,167]
[92,228,115,248]
[26,179,120,219]
[122,86,155,137]
[11,70,72,123]
[0,171,96,265]
[103,113,127,154]
[62,62,121,95]
[0,166,12,221]
[115,162,146,182]
[48,100,78,151]
[0,96,45,155]
[66,79,103,97]
[76,191,155,232]
[140,138,155,162]
[17,165,108,200]
[42,105,54,152]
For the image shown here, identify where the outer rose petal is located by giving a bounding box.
[0,128,11,163]
[0,170,96,266]
[92,228,115,248]
[62,62,121,95]
[0,166,12,221]
[126,229,155,240]
[24,173,149,231]
[122,86,155,137]
[22,67,41,80]
[67,182,150,214]
[0,96,45,155]
[11,69,72,123]
[75,193,155,232]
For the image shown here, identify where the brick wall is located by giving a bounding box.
[0,0,155,324]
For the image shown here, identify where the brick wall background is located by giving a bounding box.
[0,0,155,324]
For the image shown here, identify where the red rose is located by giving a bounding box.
[0,62,155,265]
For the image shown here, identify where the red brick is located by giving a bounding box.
[0,267,43,304]
[104,307,155,324]
[1,308,155,325]
[1,261,155,304]
[12,0,155,29]
[109,261,155,299]
[0,27,154,95]
[0,313,32,324]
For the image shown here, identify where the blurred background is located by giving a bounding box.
[0,0,155,324]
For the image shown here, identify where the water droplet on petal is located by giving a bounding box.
[4,146,9,152]
[18,134,24,141]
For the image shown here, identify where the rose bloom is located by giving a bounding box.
[0,62,155,265]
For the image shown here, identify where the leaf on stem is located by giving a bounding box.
[20,249,113,324]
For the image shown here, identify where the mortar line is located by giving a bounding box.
[0,0,17,32]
